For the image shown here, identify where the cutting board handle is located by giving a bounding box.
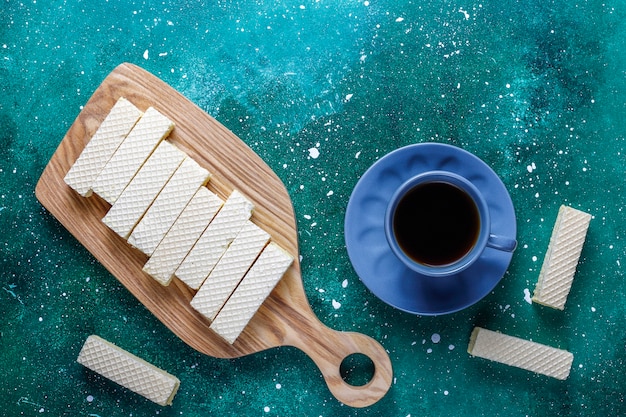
[286,318,393,408]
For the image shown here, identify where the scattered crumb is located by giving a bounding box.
[524,288,532,304]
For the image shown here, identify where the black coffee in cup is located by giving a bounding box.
[392,181,480,266]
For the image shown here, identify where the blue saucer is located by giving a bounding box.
[344,143,517,315]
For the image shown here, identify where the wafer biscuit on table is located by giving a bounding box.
[102,141,185,239]
[468,327,573,380]
[210,243,294,343]
[176,190,254,290]
[77,335,180,406]
[191,221,270,321]
[92,107,174,204]
[533,205,592,310]
[143,187,224,286]
[64,98,142,197]
[128,157,211,255]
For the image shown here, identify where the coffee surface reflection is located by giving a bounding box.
[392,181,480,266]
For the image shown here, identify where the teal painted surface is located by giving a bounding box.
[1,0,624,415]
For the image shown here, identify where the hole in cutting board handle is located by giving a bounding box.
[340,353,376,386]
[291,328,393,407]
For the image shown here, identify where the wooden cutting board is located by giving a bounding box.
[35,63,392,407]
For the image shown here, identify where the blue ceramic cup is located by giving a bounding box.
[384,171,517,277]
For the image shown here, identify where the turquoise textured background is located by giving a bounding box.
[1,0,624,416]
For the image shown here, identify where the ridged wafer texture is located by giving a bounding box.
[191,221,270,321]
[175,190,254,290]
[532,205,592,310]
[468,327,573,380]
[102,141,185,239]
[77,335,180,406]
[91,107,174,204]
[129,157,211,255]
[64,98,142,196]
[210,243,294,344]
[143,187,223,286]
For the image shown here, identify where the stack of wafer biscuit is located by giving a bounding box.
[65,97,293,344]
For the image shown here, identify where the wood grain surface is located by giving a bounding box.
[35,63,392,407]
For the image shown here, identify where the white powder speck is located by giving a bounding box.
[355,151,361,159]
[276,383,282,389]
[523,288,532,304]
[342,279,348,288]
[264,406,270,412]
[345,93,353,101]
[532,256,538,262]
[444,390,449,395]
[332,299,342,309]
[431,333,441,343]
[327,190,334,197]
[38,317,43,322]
[143,49,149,60]
[448,344,455,350]
[308,147,320,159]
[304,214,311,220]
[86,395,94,402]
[396,17,405,22]
[426,348,433,354]
[591,307,596,312]
[506,83,511,88]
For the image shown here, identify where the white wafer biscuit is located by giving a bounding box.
[77,335,180,406]
[102,141,185,239]
[468,327,573,380]
[191,221,270,321]
[210,243,293,343]
[532,205,592,310]
[143,187,224,286]
[64,98,143,197]
[92,107,174,204]
[176,190,254,290]
[128,157,211,255]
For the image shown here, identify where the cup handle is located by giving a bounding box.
[486,234,517,252]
